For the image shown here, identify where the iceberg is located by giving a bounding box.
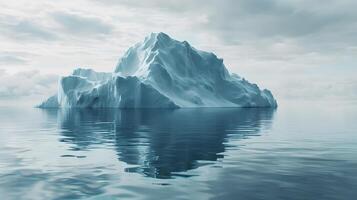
[38,32,277,108]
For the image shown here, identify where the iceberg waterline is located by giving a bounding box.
[38,32,277,108]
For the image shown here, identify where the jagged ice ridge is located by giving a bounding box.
[38,32,277,108]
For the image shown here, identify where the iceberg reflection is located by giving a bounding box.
[54,108,275,178]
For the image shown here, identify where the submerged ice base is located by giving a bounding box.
[39,32,277,108]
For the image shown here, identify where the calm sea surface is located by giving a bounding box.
[0,101,356,200]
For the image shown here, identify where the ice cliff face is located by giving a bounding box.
[39,32,277,108]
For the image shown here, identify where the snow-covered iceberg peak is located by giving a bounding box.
[38,32,277,108]
[115,32,228,80]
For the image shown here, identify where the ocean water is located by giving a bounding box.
[0,101,356,200]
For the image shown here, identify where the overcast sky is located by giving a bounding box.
[0,0,356,105]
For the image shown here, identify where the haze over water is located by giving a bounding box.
[0,100,356,200]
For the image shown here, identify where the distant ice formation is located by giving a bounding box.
[39,32,277,108]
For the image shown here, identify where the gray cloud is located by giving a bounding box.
[0,51,40,67]
[92,0,198,12]
[98,0,357,48]
[0,17,57,41]
[0,55,27,65]
[0,70,58,99]
[0,0,356,103]
[201,0,357,47]
[51,11,113,35]
[268,73,357,100]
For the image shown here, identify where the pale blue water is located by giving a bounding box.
[0,101,356,200]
